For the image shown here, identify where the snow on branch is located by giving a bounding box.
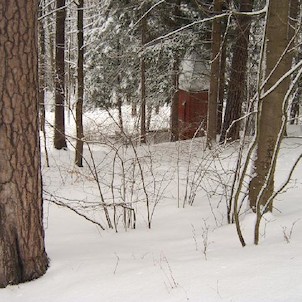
[144,7,267,48]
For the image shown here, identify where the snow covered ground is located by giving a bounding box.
[1,110,302,302]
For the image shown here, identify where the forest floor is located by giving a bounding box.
[1,108,302,302]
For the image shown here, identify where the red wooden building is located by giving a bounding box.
[178,89,208,140]
[178,52,209,140]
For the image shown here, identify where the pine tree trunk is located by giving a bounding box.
[140,8,147,144]
[220,0,253,143]
[170,0,181,142]
[140,57,147,144]
[39,0,50,168]
[0,0,48,287]
[116,42,124,133]
[207,0,223,148]
[39,1,46,133]
[249,0,291,212]
[170,56,180,142]
[47,2,55,93]
[117,95,123,132]
[75,0,84,167]
[147,104,152,131]
[217,36,227,133]
[54,0,67,149]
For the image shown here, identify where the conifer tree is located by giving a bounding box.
[0,0,48,287]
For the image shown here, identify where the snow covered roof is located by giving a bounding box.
[178,51,210,92]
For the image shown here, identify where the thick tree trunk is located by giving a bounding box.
[220,0,254,143]
[207,0,223,148]
[75,0,84,167]
[54,0,67,149]
[249,0,291,212]
[0,0,48,287]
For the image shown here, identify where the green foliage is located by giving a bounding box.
[85,0,211,109]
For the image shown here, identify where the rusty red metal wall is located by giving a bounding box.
[178,89,208,140]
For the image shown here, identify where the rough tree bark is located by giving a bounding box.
[249,0,291,213]
[220,0,254,143]
[39,1,46,133]
[54,0,67,149]
[0,0,49,287]
[75,0,84,167]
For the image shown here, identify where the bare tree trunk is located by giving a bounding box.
[54,0,67,149]
[249,0,291,213]
[66,38,72,124]
[170,56,180,141]
[289,0,300,124]
[170,0,181,142]
[75,0,84,167]
[116,42,124,133]
[0,0,48,287]
[207,0,223,149]
[47,0,56,93]
[39,1,46,133]
[39,1,50,167]
[217,36,227,133]
[140,7,147,144]
[147,104,152,131]
[220,0,254,143]
[140,58,146,143]
[117,94,123,132]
